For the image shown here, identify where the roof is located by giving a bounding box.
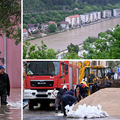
[27,23,35,28]
[60,21,69,24]
[48,21,57,25]
[23,29,28,33]
[68,15,80,19]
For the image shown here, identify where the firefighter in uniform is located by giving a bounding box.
[0,65,10,105]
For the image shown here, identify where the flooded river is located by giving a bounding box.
[29,18,120,51]
[0,89,21,120]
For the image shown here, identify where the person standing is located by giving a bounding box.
[92,82,100,94]
[0,65,10,105]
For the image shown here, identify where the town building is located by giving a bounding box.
[103,10,112,18]
[27,23,38,33]
[65,14,80,27]
[80,11,101,24]
[48,21,57,27]
[113,9,120,17]
[60,21,69,29]
[41,23,49,31]
[23,29,28,38]
[0,35,21,88]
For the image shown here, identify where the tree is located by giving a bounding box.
[83,24,120,59]
[23,24,28,29]
[67,43,79,54]
[0,0,21,45]
[48,24,57,33]
[23,40,59,59]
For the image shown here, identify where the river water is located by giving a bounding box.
[29,18,120,51]
[0,89,21,120]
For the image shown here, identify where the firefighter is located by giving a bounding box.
[92,82,100,93]
[63,89,75,96]
[0,65,10,105]
[62,94,77,116]
[105,80,113,88]
[76,84,86,101]
[52,85,67,113]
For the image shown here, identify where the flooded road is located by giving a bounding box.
[23,106,120,120]
[29,18,120,51]
[0,89,21,120]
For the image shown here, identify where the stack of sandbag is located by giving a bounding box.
[65,104,109,118]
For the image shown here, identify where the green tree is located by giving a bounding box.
[48,24,57,33]
[67,43,79,54]
[23,24,28,29]
[23,40,59,59]
[0,0,21,45]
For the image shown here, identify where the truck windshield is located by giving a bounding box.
[26,61,59,76]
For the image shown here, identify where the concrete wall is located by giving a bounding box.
[0,35,21,88]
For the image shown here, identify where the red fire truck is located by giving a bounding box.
[24,61,79,109]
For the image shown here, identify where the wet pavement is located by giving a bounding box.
[23,106,120,120]
[0,89,21,120]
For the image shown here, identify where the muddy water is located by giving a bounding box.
[29,18,120,51]
[0,89,21,120]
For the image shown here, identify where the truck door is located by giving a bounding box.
[69,66,73,90]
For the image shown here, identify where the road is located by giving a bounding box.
[23,105,120,120]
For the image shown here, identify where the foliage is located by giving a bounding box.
[23,24,28,29]
[83,24,120,59]
[62,47,80,59]
[0,0,21,45]
[32,30,39,34]
[48,24,57,33]
[67,43,79,54]
[23,40,59,59]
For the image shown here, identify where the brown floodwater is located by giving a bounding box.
[0,89,21,120]
[29,17,120,51]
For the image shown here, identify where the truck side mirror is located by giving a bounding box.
[65,71,68,75]
[65,64,68,71]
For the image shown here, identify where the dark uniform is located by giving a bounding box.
[0,73,10,105]
[62,94,77,116]
[92,82,100,93]
[64,89,74,96]
[105,80,112,88]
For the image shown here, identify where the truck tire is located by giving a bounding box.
[28,100,34,110]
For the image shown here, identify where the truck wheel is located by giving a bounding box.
[29,100,34,110]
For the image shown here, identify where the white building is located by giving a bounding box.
[60,21,69,29]
[80,11,101,24]
[27,23,38,33]
[23,29,28,38]
[41,23,49,31]
[103,10,112,18]
[113,9,120,17]
[65,14,80,27]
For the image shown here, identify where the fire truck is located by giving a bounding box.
[24,61,79,109]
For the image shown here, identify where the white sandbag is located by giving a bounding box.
[65,104,109,119]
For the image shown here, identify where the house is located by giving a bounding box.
[48,21,57,27]
[41,23,49,31]
[23,29,28,38]
[60,21,69,29]
[27,23,38,33]
[113,9,120,17]
[65,14,80,27]
[103,10,112,18]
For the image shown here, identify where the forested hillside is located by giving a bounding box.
[23,0,120,27]
[23,0,120,13]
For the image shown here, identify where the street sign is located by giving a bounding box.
[117,72,120,76]
[117,67,120,72]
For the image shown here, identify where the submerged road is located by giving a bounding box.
[29,18,120,51]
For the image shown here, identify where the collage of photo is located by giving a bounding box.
[0,0,120,120]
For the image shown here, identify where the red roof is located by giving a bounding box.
[23,29,28,33]
[48,21,57,25]
[68,15,80,18]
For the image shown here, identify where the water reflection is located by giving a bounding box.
[0,89,21,120]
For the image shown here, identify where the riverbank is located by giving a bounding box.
[26,16,119,42]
